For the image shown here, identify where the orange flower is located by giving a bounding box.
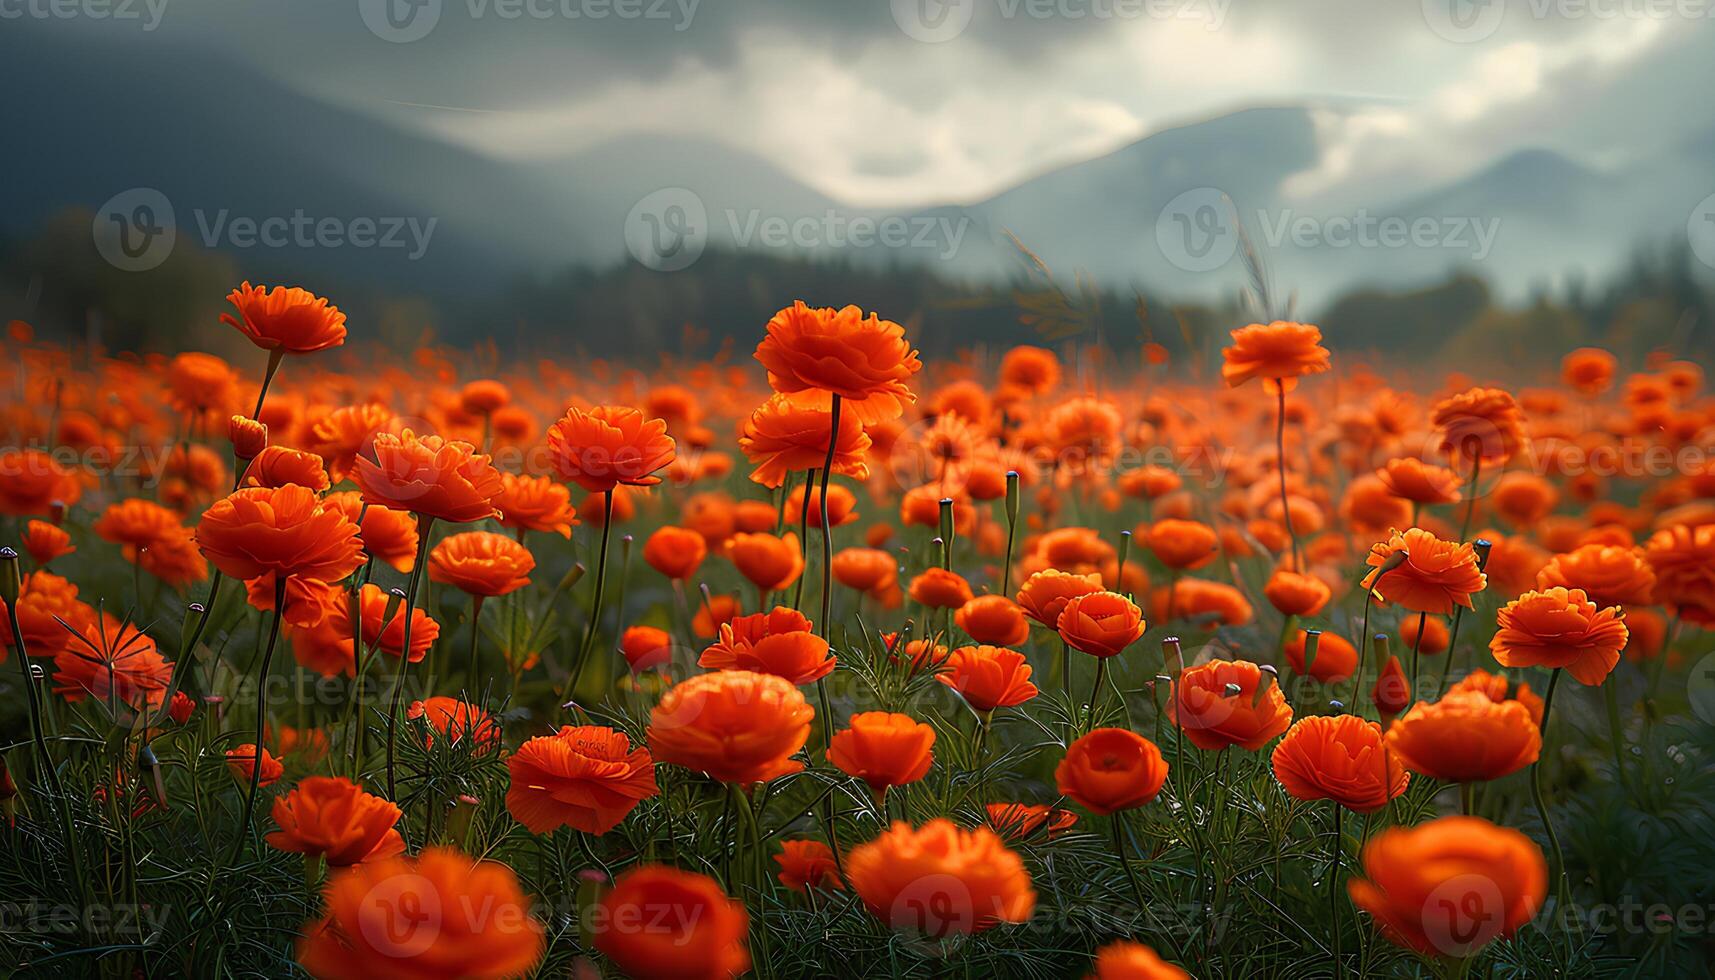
[226,744,283,787]
[310,403,394,482]
[493,472,578,538]
[999,344,1061,394]
[846,820,1035,938]
[699,615,834,686]
[908,567,974,609]
[786,483,859,528]
[1057,591,1146,658]
[1562,346,1617,395]
[296,847,545,979]
[195,486,363,620]
[832,547,898,592]
[643,525,708,580]
[323,491,419,573]
[221,282,347,353]
[828,711,936,794]
[955,595,1030,646]
[775,840,844,893]
[409,696,500,753]
[1016,568,1104,628]
[692,593,742,638]
[241,446,331,492]
[1536,544,1655,608]
[546,404,677,493]
[592,865,749,980]
[1220,321,1331,388]
[355,429,502,524]
[1372,655,1411,719]
[1448,668,1545,727]
[166,351,239,416]
[1399,614,1449,654]
[1088,941,1191,980]
[1643,523,1715,622]
[266,776,404,867]
[506,725,658,835]
[458,379,509,415]
[1263,569,1331,617]
[1347,817,1546,958]
[1376,458,1463,505]
[51,614,171,708]
[1432,387,1524,466]
[355,583,440,663]
[1145,519,1219,570]
[1055,727,1168,815]
[754,301,923,424]
[427,530,534,597]
[648,671,813,784]
[985,802,1078,840]
[1283,630,1357,683]
[1271,714,1408,813]
[727,531,804,594]
[1490,587,1627,685]
[1384,691,1540,783]
[1171,660,1292,751]
[620,625,673,672]
[937,645,1039,713]
[21,520,73,567]
[0,449,82,516]
[739,390,872,488]
[1490,472,1558,528]
[2,571,94,659]
[1363,528,1486,615]
[1151,578,1255,627]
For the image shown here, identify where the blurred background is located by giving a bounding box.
[4,0,1715,366]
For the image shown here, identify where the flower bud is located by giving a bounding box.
[229,414,268,462]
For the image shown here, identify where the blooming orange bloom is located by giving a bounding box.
[317,492,416,573]
[1562,346,1617,395]
[787,483,859,528]
[1149,577,1255,627]
[828,711,936,794]
[1016,568,1105,628]
[428,530,534,597]
[955,594,1030,646]
[506,725,658,835]
[1399,614,1449,654]
[739,390,872,488]
[999,344,1061,394]
[51,614,171,708]
[20,520,73,568]
[1432,386,1524,466]
[1376,457,1463,505]
[459,379,509,415]
[1,573,91,660]
[1384,691,1540,783]
[0,449,82,516]
[1057,591,1146,658]
[409,696,501,753]
[1220,321,1331,388]
[985,802,1078,841]
[643,525,708,580]
[546,404,677,493]
[1283,630,1357,683]
[727,531,804,594]
[195,485,363,623]
[226,744,283,787]
[648,671,813,784]
[493,472,578,538]
[266,776,404,867]
[1347,817,1546,958]
[847,820,1035,938]
[909,567,974,609]
[221,282,347,353]
[309,403,394,482]
[1144,519,1219,570]
[1536,544,1655,608]
[828,547,895,595]
[355,429,502,524]
[754,301,922,425]
[698,607,835,686]
[1172,660,1292,751]
[297,847,545,979]
[692,593,742,638]
[1448,668,1545,726]
[1643,523,1715,623]
[775,840,844,892]
[1263,569,1330,617]
[166,351,239,417]
[937,645,1039,713]
[1055,727,1168,815]
[1271,714,1408,813]
[1362,528,1486,615]
[620,625,673,672]
[241,446,330,492]
[354,583,440,663]
[1490,587,1627,685]
[1088,941,1191,980]
[592,865,749,980]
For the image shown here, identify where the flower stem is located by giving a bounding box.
[1276,384,1300,571]
[386,516,435,798]
[228,576,287,867]
[567,491,614,704]
[1530,668,1566,911]
[1329,802,1345,978]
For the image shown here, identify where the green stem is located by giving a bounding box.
[226,576,287,867]
[1530,668,1566,912]
[1329,803,1345,978]
[566,491,614,704]
[386,517,435,798]
[1276,384,1300,571]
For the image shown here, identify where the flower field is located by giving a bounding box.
[1,289,1713,978]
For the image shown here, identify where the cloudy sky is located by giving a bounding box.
[28,0,1715,207]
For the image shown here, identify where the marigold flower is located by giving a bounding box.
[847,819,1035,938]
[643,525,708,580]
[356,583,440,663]
[1150,578,1254,627]
[310,403,394,482]
[740,390,872,488]
[776,840,844,892]
[226,744,283,787]
[937,645,1039,712]
[546,404,677,493]
[648,670,813,784]
[698,608,835,686]
[20,520,73,567]
[692,593,742,638]
[493,472,578,538]
[166,351,240,416]
[1000,344,1061,394]
[1057,591,1146,658]
[1347,817,1546,958]
[620,624,674,673]
[1399,614,1449,654]
[832,547,898,593]
[828,711,936,795]
[1536,544,1655,608]
[458,379,509,415]
[1283,630,1357,683]
[1144,519,1218,570]
[1264,569,1331,617]
[909,567,974,609]
[1171,660,1292,751]
[955,594,1030,646]
[1376,458,1463,505]
[0,449,82,516]
[323,492,418,573]
[1220,321,1331,388]
[52,614,171,708]
[355,429,502,524]
[1016,568,1104,628]
[221,282,347,353]
[506,725,658,835]
[1088,941,1191,980]
[1055,727,1167,815]
[410,696,501,753]
[754,301,922,425]
[195,485,362,619]
[1432,387,1524,465]
[1448,668,1545,726]
[266,776,404,867]
[1562,346,1617,396]
[1271,714,1408,813]
[786,483,859,528]
[592,865,749,980]
[241,446,331,492]
[1385,691,1540,783]
[1363,528,1486,615]
[727,531,804,594]
[296,847,545,979]
[1490,587,1627,685]
[427,530,534,597]
[985,802,1078,840]
[1643,523,1715,622]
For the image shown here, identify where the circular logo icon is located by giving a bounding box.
[891,0,975,43]
[358,871,443,958]
[1687,193,1715,270]
[1688,651,1715,725]
[887,873,977,956]
[1420,872,1506,957]
[624,188,708,272]
[92,188,176,272]
[359,0,443,43]
[1155,188,1236,273]
[1421,0,1504,44]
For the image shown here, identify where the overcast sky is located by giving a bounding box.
[29,0,1715,207]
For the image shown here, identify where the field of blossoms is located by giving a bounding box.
[1,285,1713,979]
